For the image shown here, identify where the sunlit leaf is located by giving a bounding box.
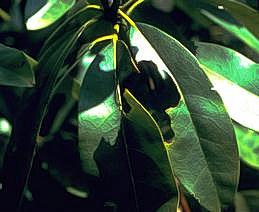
[196,42,259,132]
[234,122,259,169]
[78,41,121,177]
[206,0,259,39]
[26,0,76,30]
[24,0,46,20]
[196,42,259,95]
[66,186,88,198]
[200,9,259,53]
[129,22,239,211]
[0,44,37,87]
[0,117,11,136]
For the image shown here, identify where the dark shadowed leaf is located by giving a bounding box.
[206,0,259,38]
[123,89,179,212]
[236,0,259,9]
[236,190,259,212]
[39,5,102,56]
[156,197,178,212]
[200,8,259,53]
[0,44,37,87]
[38,17,113,87]
[196,42,259,132]
[0,12,95,209]
[175,0,213,27]
[131,22,239,211]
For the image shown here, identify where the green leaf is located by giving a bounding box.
[119,41,179,211]
[238,0,259,9]
[234,122,259,169]
[0,117,11,136]
[0,11,93,209]
[39,17,110,87]
[123,89,179,212]
[196,42,259,96]
[39,5,102,56]
[130,22,239,211]
[156,198,178,212]
[0,7,11,21]
[237,190,259,211]
[65,186,88,198]
[24,0,46,20]
[206,0,259,38]
[0,44,37,87]
[78,41,121,177]
[26,0,76,30]
[196,42,259,132]
[78,40,179,210]
[49,19,115,177]
[174,0,213,27]
[200,8,259,53]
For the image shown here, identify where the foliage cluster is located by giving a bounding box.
[0,0,258,211]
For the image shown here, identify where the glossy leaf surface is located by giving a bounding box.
[130,22,239,211]
[206,0,259,38]
[201,8,259,53]
[0,117,11,136]
[26,0,76,30]
[123,89,179,212]
[0,44,36,87]
[196,42,259,132]
[234,122,259,169]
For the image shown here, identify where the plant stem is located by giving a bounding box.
[180,188,191,212]
[120,0,141,12]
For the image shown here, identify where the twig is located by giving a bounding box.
[179,188,191,212]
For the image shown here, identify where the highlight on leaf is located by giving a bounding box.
[1,1,254,211]
[196,42,259,132]
[234,122,259,169]
[0,118,11,136]
[200,8,259,53]
[130,22,239,211]
[78,40,121,177]
[26,0,76,30]
[206,0,259,39]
